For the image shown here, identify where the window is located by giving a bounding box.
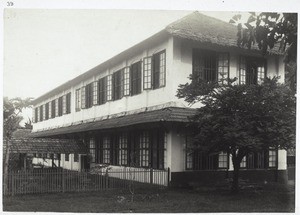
[218,152,228,169]
[193,49,229,83]
[193,49,217,82]
[113,69,124,100]
[124,67,130,96]
[103,136,111,164]
[269,149,277,167]
[75,88,81,112]
[218,53,229,84]
[51,100,56,118]
[89,138,96,163]
[139,131,150,167]
[143,57,152,89]
[42,104,46,121]
[153,50,166,89]
[93,81,98,105]
[107,75,113,101]
[45,103,49,120]
[39,105,43,122]
[85,83,94,108]
[55,98,59,117]
[62,95,66,114]
[66,92,71,114]
[240,156,246,168]
[130,61,142,95]
[239,56,266,85]
[185,136,218,170]
[65,153,69,161]
[98,77,107,105]
[58,96,63,116]
[118,133,128,166]
[245,151,267,169]
[74,153,79,162]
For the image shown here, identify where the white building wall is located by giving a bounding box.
[278,149,287,170]
[33,36,182,132]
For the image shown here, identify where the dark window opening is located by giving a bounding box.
[130,61,142,96]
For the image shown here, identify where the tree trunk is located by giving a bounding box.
[231,158,240,193]
[3,139,11,194]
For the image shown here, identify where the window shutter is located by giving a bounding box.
[103,76,107,103]
[112,73,116,101]
[137,61,142,93]
[120,69,124,98]
[81,86,86,109]
[85,85,89,108]
[66,93,71,113]
[217,52,229,84]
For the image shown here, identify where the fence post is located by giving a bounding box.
[62,168,65,193]
[12,171,15,196]
[150,168,153,184]
[167,167,170,187]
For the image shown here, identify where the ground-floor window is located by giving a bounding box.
[89,138,96,163]
[139,131,150,167]
[185,136,277,170]
[89,129,167,170]
[118,133,128,166]
[102,136,111,164]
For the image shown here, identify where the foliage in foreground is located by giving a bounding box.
[177,76,296,192]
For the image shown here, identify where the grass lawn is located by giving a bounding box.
[3,182,295,213]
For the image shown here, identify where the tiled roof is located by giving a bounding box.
[4,138,88,154]
[165,11,282,55]
[30,107,197,138]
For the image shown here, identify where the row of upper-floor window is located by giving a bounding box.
[76,50,166,111]
[33,92,71,123]
[192,49,266,85]
[33,50,166,123]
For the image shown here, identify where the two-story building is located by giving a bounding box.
[30,11,287,186]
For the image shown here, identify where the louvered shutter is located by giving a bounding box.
[81,86,86,109]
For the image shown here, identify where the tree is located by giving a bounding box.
[230,12,297,92]
[177,77,295,192]
[3,97,33,193]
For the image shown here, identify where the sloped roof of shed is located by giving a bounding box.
[4,138,88,154]
[30,107,197,138]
